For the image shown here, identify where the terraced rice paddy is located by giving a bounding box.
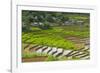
[22,42,90,62]
[22,11,90,62]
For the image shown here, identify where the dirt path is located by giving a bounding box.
[22,56,47,62]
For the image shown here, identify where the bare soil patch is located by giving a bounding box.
[65,36,89,49]
[22,56,47,62]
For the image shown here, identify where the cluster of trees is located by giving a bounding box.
[22,10,89,31]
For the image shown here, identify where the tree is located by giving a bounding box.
[22,10,90,31]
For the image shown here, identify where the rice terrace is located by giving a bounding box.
[22,10,90,62]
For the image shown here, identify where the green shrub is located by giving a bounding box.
[46,55,58,61]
